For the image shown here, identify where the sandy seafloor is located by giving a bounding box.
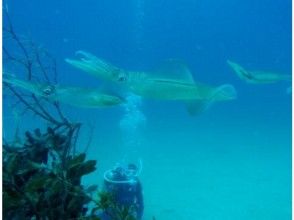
[3,80,291,220]
[79,97,291,220]
[3,88,291,219]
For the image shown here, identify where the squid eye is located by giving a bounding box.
[42,85,55,96]
[240,69,253,79]
[118,75,127,82]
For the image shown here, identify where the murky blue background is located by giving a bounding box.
[3,0,291,219]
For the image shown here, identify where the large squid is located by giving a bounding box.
[227,60,291,84]
[3,75,124,108]
[66,51,237,115]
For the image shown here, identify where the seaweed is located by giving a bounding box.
[3,128,140,219]
[3,128,98,219]
[94,191,138,220]
[2,10,99,219]
[3,10,145,220]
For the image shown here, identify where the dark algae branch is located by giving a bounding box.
[3,11,147,220]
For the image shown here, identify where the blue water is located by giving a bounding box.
[3,0,291,219]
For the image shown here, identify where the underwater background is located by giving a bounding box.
[3,0,291,219]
